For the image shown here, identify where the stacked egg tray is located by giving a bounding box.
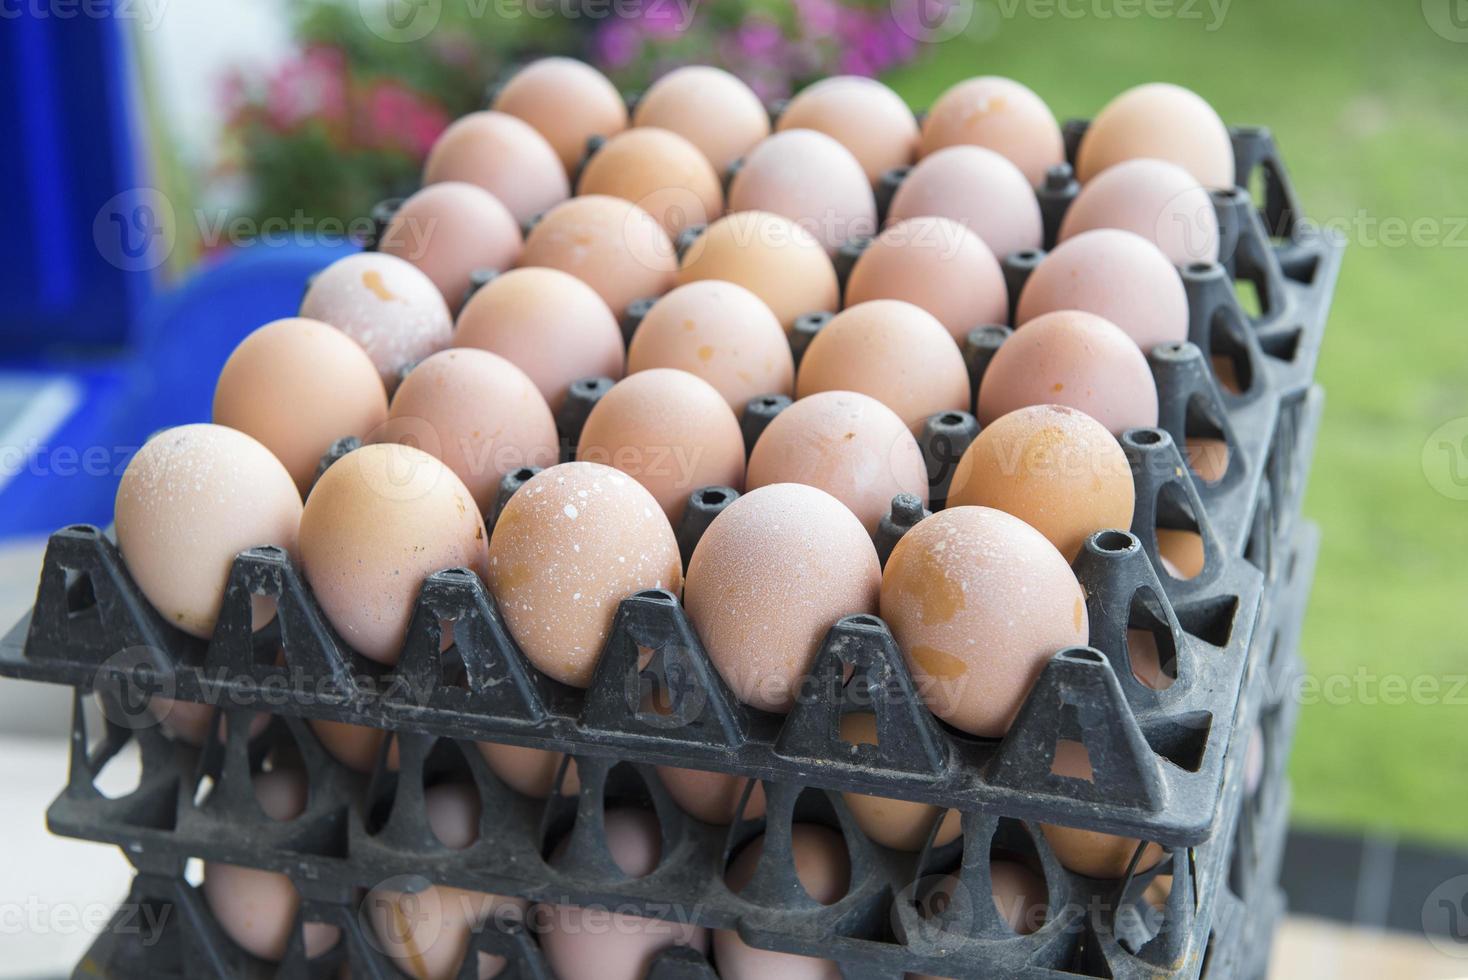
[36,521,1319,980]
[0,112,1334,979]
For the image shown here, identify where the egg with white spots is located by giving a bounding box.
[299,252,453,391]
[880,506,1089,737]
[487,462,682,687]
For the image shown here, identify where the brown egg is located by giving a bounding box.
[947,405,1135,561]
[633,65,770,175]
[1187,436,1230,484]
[213,318,388,497]
[913,862,1048,939]
[887,146,1043,261]
[1041,740,1166,877]
[422,110,570,225]
[146,698,269,745]
[685,484,880,713]
[728,129,877,255]
[747,390,928,535]
[478,742,579,798]
[1156,528,1206,580]
[881,507,1088,737]
[1058,158,1219,266]
[677,211,840,328]
[369,785,526,980]
[520,195,677,317]
[453,266,623,413]
[627,280,793,415]
[203,770,339,961]
[716,825,848,980]
[378,349,558,514]
[578,127,724,237]
[1077,83,1235,189]
[1127,628,1173,690]
[300,443,489,664]
[656,766,767,824]
[487,462,682,687]
[115,424,301,638]
[492,57,627,174]
[796,300,970,432]
[299,252,453,391]
[978,311,1159,436]
[1016,229,1188,351]
[844,216,1007,340]
[309,718,398,773]
[839,713,962,851]
[577,368,746,522]
[378,183,523,314]
[541,809,709,980]
[778,76,918,184]
[919,76,1065,186]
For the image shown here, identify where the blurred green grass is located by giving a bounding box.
[887,0,1468,845]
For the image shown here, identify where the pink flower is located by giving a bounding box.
[362,81,450,158]
[262,45,348,132]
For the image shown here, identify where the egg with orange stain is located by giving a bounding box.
[880,507,1089,737]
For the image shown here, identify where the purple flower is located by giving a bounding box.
[594,20,642,69]
[736,19,785,59]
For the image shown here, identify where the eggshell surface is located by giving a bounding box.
[299,252,453,390]
[880,507,1089,736]
[578,127,724,237]
[213,318,388,497]
[685,484,880,713]
[492,57,628,174]
[453,267,624,412]
[520,195,678,318]
[778,76,918,184]
[378,182,523,313]
[728,129,878,254]
[978,310,1159,436]
[839,713,962,851]
[632,65,770,175]
[422,110,569,225]
[920,76,1065,186]
[678,211,840,328]
[1040,740,1166,877]
[115,424,302,638]
[1058,158,1219,266]
[487,462,682,687]
[887,146,1044,261]
[656,766,767,824]
[299,444,489,664]
[1077,83,1235,189]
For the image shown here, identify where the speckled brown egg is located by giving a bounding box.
[947,405,1134,561]
[728,129,877,255]
[626,280,793,416]
[299,252,453,391]
[487,462,682,688]
[887,146,1043,261]
[377,349,558,514]
[656,766,767,825]
[1077,83,1235,189]
[213,318,388,497]
[839,713,962,851]
[478,742,579,798]
[1058,158,1219,266]
[1016,229,1188,351]
[116,424,301,638]
[844,216,1008,340]
[299,443,489,665]
[492,57,628,174]
[520,194,677,318]
[778,76,918,184]
[796,300,970,432]
[685,483,880,713]
[577,368,746,522]
[422,110,569,225]
[632,65,770,175]
[716,825,848,979]
[203,770,340,961]
[1041,740,1166,877]
[378,182,523,314]
[677,211,840,328]
[747,390,927,535]
[881,507,1088,737]
[453,266,623,413]
[919,76,1065,186]
[578,127,724,237]
[978,310,1159,436]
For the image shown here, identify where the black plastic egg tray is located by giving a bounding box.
[46,521,1317,980]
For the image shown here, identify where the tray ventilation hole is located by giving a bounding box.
[1234,276,1263,319]
[192,774,215,809]
[1183,396,1231,486]
[1050,739,1093,782]
[1127,590,1177,691]
[95,736,143,800]
[1207,311,1255,395]
[63,566,97,619]
[1154,483,1205,582]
